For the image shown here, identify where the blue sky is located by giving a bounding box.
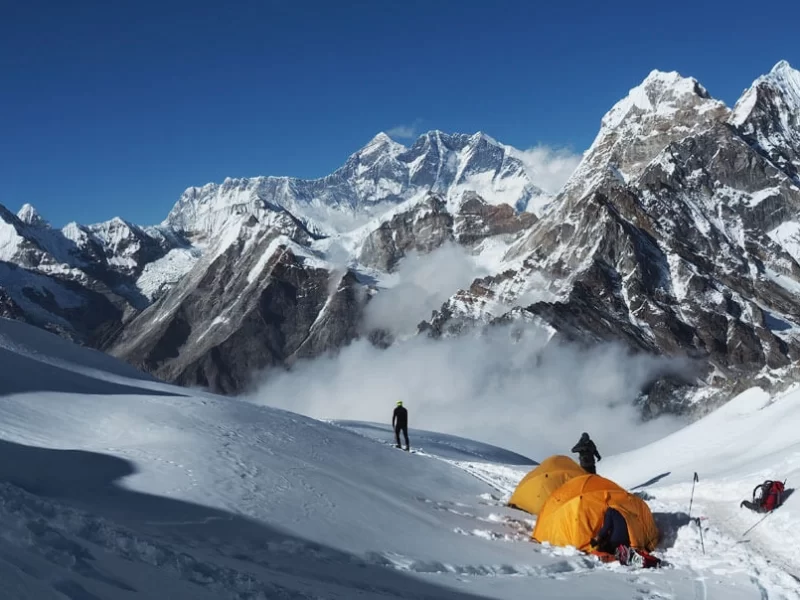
[2,0,798,227]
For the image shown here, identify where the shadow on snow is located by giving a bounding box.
[0,346,183,398]
[0,438,490,600]
[631,472,671,490]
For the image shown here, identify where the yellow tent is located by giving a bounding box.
[532,474,659,552]
[508,455,585,515]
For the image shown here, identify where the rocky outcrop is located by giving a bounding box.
[358,192,537,271]
[454,192,537,245]
[358,195,454,271]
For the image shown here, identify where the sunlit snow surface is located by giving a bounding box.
[0,317,798,598]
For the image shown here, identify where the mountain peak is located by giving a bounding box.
[730,60,800,175]
[469,131,500,145]
[368,131,392,144]
[732,60,800,124]
[770,59,794,75]
[357,132,405,159]
[600,69,719,132]
[17,203,48,227]
[642,69,684,86]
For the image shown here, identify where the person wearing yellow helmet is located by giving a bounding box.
[392,401,409,451]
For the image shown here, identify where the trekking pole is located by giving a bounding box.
[696,518,705,554]
[741,512,772,538]
[688,472,699,520]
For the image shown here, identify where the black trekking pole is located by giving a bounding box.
[741,513,772,538]
[688,472,699,519]
[696,518,705,554]
[687,472,705,554]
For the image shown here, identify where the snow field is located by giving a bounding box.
[0,318,798,597]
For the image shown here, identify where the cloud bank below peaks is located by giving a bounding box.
[363,243,490,336]
[248,323,688,460]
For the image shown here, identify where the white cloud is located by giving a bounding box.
[247,323,688,461]
[386,119,423,140]
[512,145,583,194]
[363,243,489,336]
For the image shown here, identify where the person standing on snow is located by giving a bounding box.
[571,432,601,474]
[393,401,410,451]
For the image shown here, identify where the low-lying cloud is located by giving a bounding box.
[363,243,489,336]
[514,145,583,194]
[248,323,687,461]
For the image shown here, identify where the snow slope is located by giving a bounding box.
[602,385,800,591]
[0,317,797,598]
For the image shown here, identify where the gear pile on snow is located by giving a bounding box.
[741,480,786,513]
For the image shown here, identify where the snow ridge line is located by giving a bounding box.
[324,421,524,497]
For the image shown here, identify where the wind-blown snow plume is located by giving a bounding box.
[248,324,686,459]
[386,120,423,140]
[364,243,490,335]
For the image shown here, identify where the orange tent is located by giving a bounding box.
[532,474,659,552]
[508,455,585,515]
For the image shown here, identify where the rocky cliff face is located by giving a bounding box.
[109,214,363,393]
[423,62,800,412]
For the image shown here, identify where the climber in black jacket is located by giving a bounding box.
[392,401,410,451]
[572,432,602,474]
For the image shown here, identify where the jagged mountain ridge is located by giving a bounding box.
[164,130,548,242]
[424,61,800,412]
[0,130,545,391]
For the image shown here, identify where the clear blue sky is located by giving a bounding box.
[2,0,798,227]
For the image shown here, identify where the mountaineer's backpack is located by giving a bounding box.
[752,480,785,512]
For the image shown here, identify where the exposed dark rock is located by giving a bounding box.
[359,195,454,271]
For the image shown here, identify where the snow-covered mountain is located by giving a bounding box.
[1,317,799,598]
[0,130,543,392]
[165,131,548,242]
[0,131,548,360]
[3,61,800,406]
[732,60,800,180]
[424,61,800,412]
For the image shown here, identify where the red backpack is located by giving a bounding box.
[753,480,785,512]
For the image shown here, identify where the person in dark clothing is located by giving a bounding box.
[591,507,630,554]
[571,432,602,474]
[392,401,409,451]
